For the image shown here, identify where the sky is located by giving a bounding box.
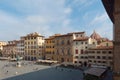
[0,0,113,41]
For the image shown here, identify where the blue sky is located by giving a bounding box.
[0,0,113,41]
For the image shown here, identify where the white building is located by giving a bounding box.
[0,41,7,50]
[16,40,24,59]
[73,37,97,66]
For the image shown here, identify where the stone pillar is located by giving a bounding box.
[113,0,120,80]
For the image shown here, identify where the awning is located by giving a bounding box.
[84,67,106,77]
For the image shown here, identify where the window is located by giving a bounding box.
[52,41,55,43]
[98,61,101,63]
[75,49,78,54]
[102,56,106,59]
[74,61,77,63]
[57,49,59,54]
[67,40,70,45]
[76,34,78,37]
[93,42,95,44]
[81,42,83,44]
[67,48,70,55]
[61,40,64,45]
[97,56,101,59]
[102,51,106,54]
[76,42,78,45]
[81,56,84,59]
[57,40,59,45]
[91,56,95,59]
[85,56,88,59]
[103,61,106,63]
[75,56,78,59]
[88,60,92,62]
[108,56,112,59]
[84,50,87,54]
[106,43,109,47]
[92,51,95,53]
[61,48,64,54]
[34,50,36,53]
[81,35,82,37]
[67,59,69,62]
[97,51,100,53]
[34,41,36,44]
[81,49,83,54]
[109,51,112,54]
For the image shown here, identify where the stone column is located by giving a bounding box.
[113,0,120,80]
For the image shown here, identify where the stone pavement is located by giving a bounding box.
[0,61,50,80]
[0,61,83,80]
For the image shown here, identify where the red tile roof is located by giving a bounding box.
[89,46,113,50]
[73,37,89,41]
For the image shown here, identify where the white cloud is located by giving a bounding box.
[0,11,19,25]
[0,0,113,41]
[26,16,49,24]
[90,12,109,25]
[68,0,96,9]
[64,8,72,14]
[87,12,113,39]
[0,0,75,40]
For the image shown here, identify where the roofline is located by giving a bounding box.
[88,46,113,50]
[56,31,85,37]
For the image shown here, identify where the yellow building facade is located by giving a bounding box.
[45,36,55,60]
[22,32,45,61]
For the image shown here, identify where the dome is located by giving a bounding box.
[90,30,101,40]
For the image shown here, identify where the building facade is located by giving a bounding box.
[0,41,7,50]
[16,39,24,59]
[2,40,18,58]
[73,37,97,66]
[22,32,45,61]
[53,32,86,63]
[45,34,60,60]
[88,41,113,68]
[0,41,7,56]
